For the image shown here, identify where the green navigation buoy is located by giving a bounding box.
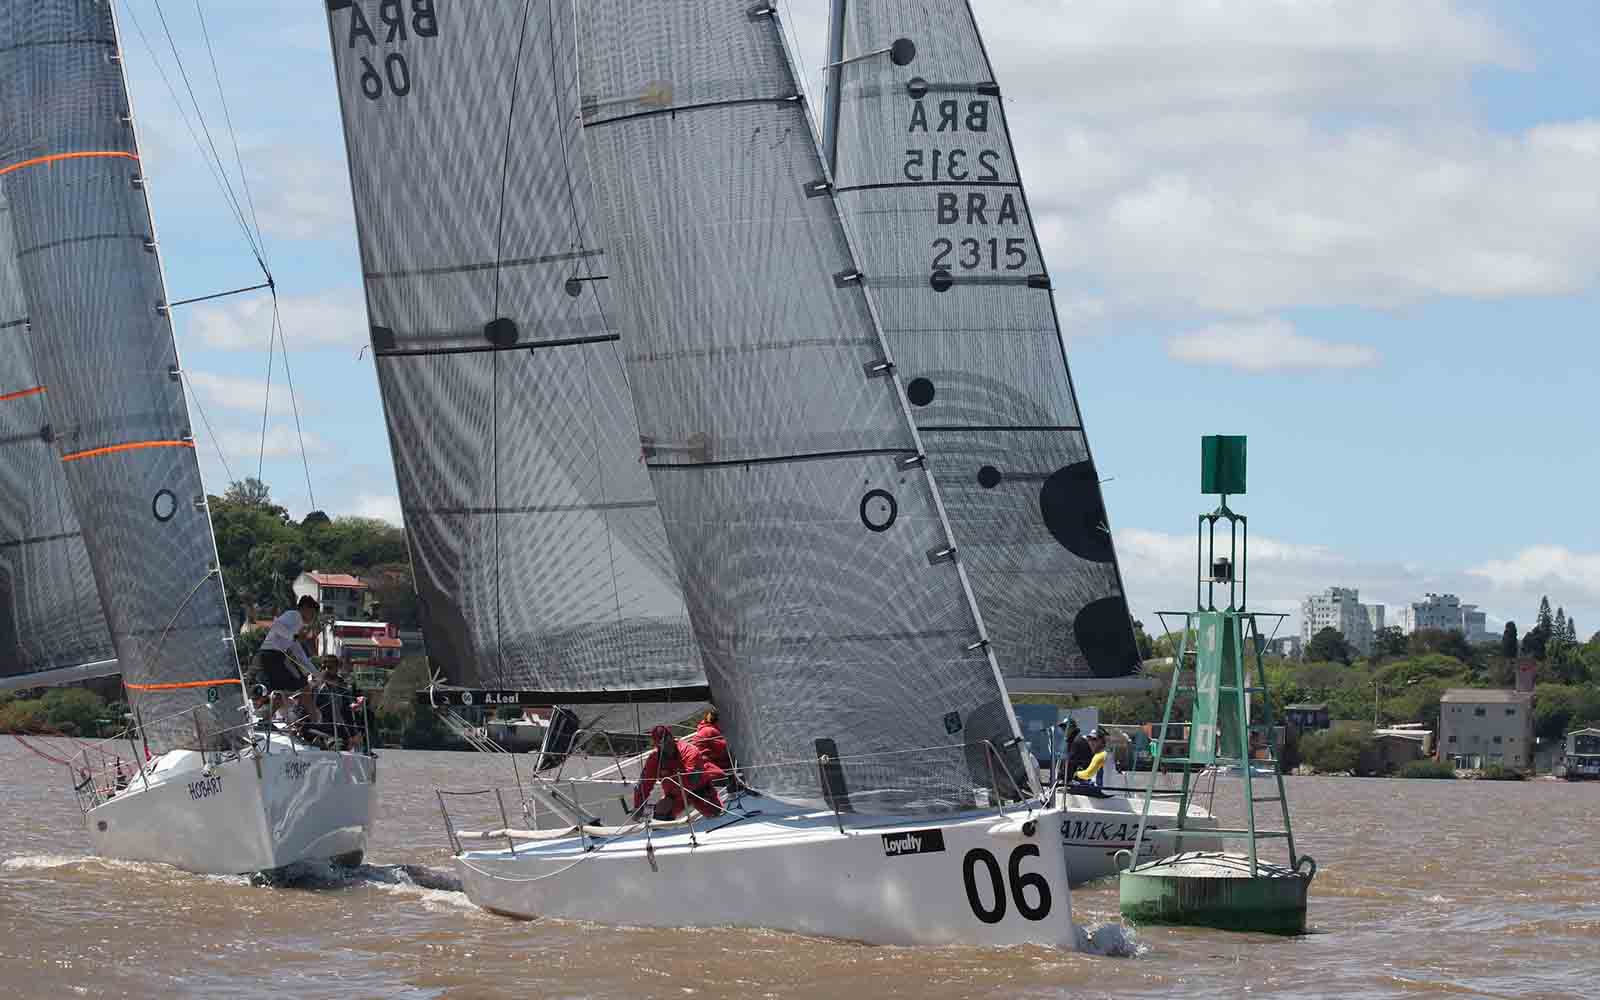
[1119,435,1316,935]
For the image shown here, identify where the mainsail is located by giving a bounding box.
[0,1,244,747]
[321,1,703,707]
[826,0,1142,690]
[576,0,1023,806]
[0,190,117,690]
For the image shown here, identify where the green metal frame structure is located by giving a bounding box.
[1126,494,1305,877]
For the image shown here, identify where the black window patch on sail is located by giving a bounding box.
[484,317,519,348]
[1038,460,1115,563]
[152,489,177,522]
[860,489,897,532]
[1074,595,1141,678]
[906,377,935,406]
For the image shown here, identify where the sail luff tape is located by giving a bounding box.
[0,386,46,403]
[124,678,243,691]
[0,151,139,177]
[61,440,195,462]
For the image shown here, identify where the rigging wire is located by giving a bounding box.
[256,301,277,483]
[269,291,318,510]
[192,0,269,265]
[115,0,262,270]
[145,0,267,275]
[179,369,235,484]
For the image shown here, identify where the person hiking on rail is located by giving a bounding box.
[255,596,322,724]
[689,707,732,771]
[632,724,725,821]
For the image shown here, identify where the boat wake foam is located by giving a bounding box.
[253,860,477,912]
[1075,921,1143,958]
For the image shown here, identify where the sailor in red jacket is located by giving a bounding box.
[688,707,732,772]
[632,725,725,820]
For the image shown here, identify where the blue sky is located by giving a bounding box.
[116,1,1597,640]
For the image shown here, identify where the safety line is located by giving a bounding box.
[124,677,241,691]
[61,439,195,462]
[0,151,138,177]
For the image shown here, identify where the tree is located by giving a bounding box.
[1305,627,1352,665]
[1500,621,1519,660]
[1408,628,1473,663]
[1374,626,1408,658]
[1537,596,1555,636]
[1299,726,1369,773]
[1522,622,1550,660]
[223,477,287,517]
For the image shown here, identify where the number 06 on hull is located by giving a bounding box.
[453,797,1075,948]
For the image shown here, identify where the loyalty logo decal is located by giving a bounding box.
[882,828,946,857]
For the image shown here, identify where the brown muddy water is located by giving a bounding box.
[2,735,1597,999]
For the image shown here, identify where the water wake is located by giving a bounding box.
[1075,921,1143,958]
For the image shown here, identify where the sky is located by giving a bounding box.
[111,1,1598,641]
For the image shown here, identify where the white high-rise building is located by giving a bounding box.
[1366,604,1386,635]
[1301,587,1377,656]
[1408,593,1491,642]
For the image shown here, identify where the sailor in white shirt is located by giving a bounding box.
[255,595,321,721]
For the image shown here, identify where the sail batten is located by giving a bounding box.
[322,0,703,697]
[831,0,1142,687]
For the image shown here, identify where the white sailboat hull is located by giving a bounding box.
[84,736,376,874]
[455,797,1075,948]
[1059,791,1221,884]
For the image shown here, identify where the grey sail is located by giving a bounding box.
[0,190,118,690]
[828,0,1142,690]
[577,0,1022,807]
[0,1,243,747]
[321,1,703,705]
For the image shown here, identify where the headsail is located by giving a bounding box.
[827,1,1142,691]
[576,0,1023,808]
[0,190,117,690]
[0,1,243,747]
[321,1,703,705]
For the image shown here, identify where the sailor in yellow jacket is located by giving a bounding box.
[1071,729,1111,796]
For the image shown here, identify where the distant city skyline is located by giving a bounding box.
[107,2,1594,642]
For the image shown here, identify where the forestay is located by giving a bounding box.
[828,0,1141,689]
[576,0,1023,808]
[0,190,117,690]
[321,1,703,702]
[0,1,243,747]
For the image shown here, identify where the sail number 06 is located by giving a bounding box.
[962,845,1052,923]
[359,54,411,99]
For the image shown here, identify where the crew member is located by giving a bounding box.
[1058,718,1093,784]
[689,707,731,772]
[632,725,725,820]
[256,596,322,723]
[1071,729,1111,796]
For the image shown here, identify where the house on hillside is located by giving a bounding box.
[1283,703,1330,733]
[293,571,369,620]
[1439,688,1533,770]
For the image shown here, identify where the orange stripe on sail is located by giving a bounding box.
[0,151,139,177]
[0,386,45,403]
[124,678,243,692]
[61,439,194,462]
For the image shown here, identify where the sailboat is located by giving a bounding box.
[821,0,1215,883]
[323,0,1073,947]
[0,0,374,874]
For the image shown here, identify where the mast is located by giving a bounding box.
[827,0,1146,693]
[576,0,1024,810]
[0,0,246,748]
[320,0,704,715]
[822,0,848,175]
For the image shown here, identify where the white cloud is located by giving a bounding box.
[186,370,304,417]
[351,493,404,527]
[188,288,367,352]
[1468,547,1600,607]
[1167,317,1378,372]
[1118,528,1600,638]
[212,425,329,462]
[251,147,355,242]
